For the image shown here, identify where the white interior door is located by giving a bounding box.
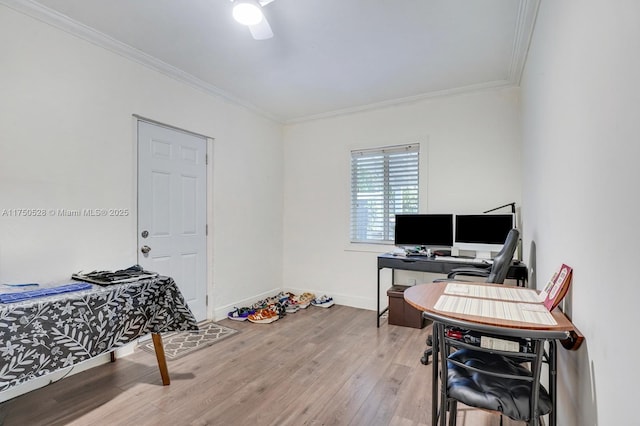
[137,120,207,321]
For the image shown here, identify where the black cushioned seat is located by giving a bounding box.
[447,348,552,422]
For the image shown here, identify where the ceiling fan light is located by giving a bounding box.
[233,2,264,26]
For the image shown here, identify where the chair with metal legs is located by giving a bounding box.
[433,320,553,425]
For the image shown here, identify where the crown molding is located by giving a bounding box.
[0,0,283,123]
[284,80,516,125]
[508,0,541,85]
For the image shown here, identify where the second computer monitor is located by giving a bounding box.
[454,214,515,259]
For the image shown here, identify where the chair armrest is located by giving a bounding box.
[447,267,491,279]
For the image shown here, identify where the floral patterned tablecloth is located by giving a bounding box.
[0,276,198,391]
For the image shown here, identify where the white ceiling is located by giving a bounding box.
[8,0,539,123]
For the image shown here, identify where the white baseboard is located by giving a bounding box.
[213,287,377,321]
[283,287,376,311]
[212,287,282,321]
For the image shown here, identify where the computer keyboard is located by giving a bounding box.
[435,256,492,265]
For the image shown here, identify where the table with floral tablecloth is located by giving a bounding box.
[0,276,198,391]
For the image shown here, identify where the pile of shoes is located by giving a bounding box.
[227,291,334,324]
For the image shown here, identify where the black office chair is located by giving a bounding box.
[435,322,553,425]
[420,228,520,365]
[439,228,520,284]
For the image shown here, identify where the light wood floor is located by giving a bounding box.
[0,305,521,426]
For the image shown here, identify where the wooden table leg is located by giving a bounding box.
[151,332,170,385]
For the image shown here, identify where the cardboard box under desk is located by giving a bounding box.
[387,285,426,329]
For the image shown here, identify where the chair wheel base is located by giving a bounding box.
[421,348,432,365]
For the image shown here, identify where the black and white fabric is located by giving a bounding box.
[0,276,198,391]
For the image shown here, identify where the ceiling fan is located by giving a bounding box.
[231,0,275,40]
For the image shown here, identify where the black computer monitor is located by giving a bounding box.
[454,214,515,258]
[394,214,454,247]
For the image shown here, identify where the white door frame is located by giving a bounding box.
[132,115,214,321]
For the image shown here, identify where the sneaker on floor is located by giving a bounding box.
[295,292,315,309]
[227,307,255,321]
[311,295,334,308]
[247,307,279,324]
[285,295,300,313]
[285,302,300,313]
[260,296,276,307]
[273,302,287,318]
[275,291,292,303]
[251,299,267,310]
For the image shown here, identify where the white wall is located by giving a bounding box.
[0,5,283,319]
[521,1,640,424]
[283,88,522,308]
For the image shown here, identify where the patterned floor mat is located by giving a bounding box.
[140,321,238,360]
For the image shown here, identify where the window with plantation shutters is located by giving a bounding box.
[350,144,419,243]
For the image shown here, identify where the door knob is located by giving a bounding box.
[141,245,151,254]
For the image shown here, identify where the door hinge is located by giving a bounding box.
[206,154,208,165]
[206,295,209,306]
[206,224,208,236]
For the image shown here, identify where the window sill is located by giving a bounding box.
[344,242,394,254]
